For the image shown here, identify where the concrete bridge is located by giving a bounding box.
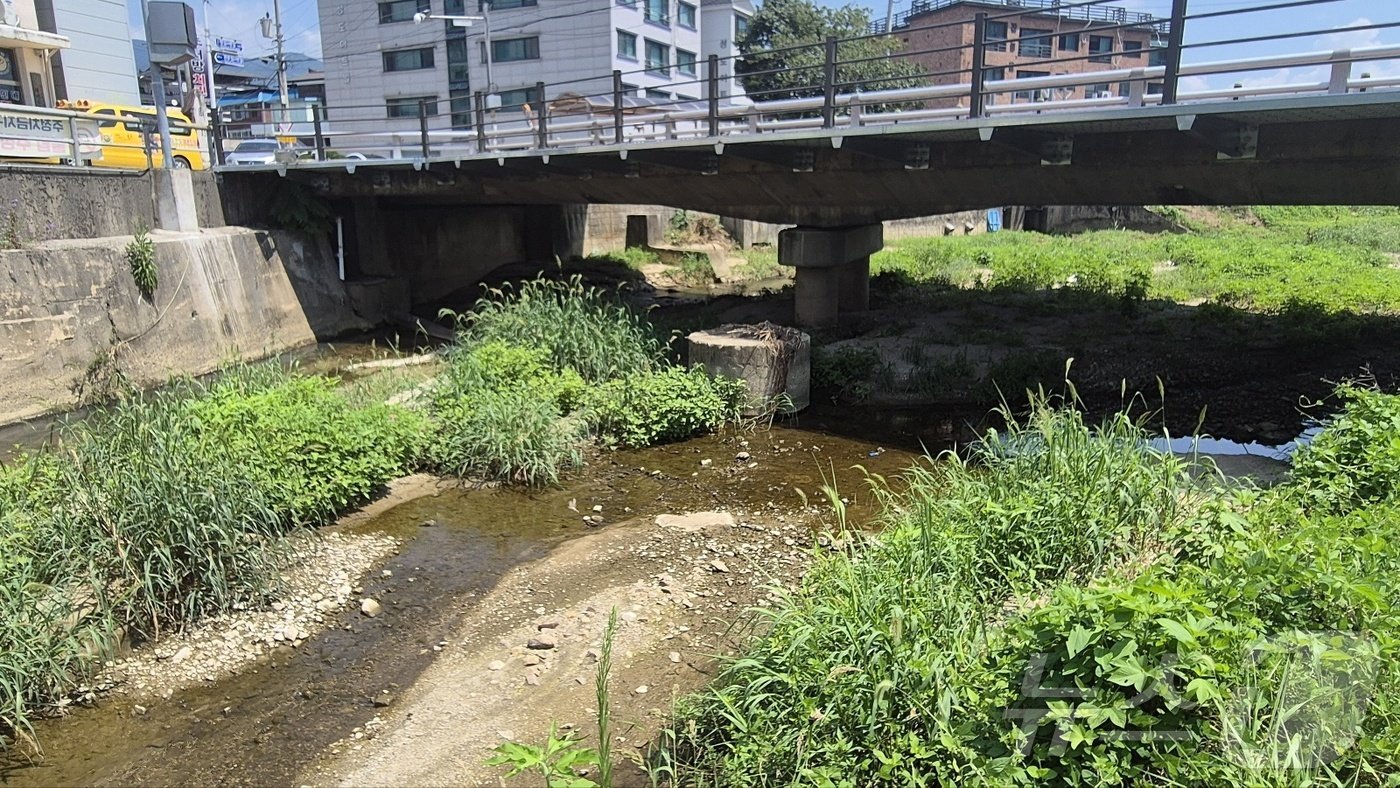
[215,0,1400,326]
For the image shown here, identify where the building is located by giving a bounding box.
[882,0,1164,108]
[700,0,751,98]
[316,0,753,142]
[34,0,140,105]
[0,0,70,107]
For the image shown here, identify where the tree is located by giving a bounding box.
[736,0,924,104]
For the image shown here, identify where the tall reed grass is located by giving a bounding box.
[661,393,1201,785]
[0,364,424,751]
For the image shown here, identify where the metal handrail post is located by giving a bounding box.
[970,13,987,118]
[1161,0,1190,105]
[312,104,326,161]
[475,91,487,152]
[535,81,548,148]
[822,36,838,128]
[707,55,720,137]
[418,99,431,160]
[613,70,625,144]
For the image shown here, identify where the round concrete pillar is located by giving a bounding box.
[687,324,811,415]
[840,256,870,313]
[794,266,842,328]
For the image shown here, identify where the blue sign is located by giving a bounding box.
[214,37,243,53]
[213,51,244,68]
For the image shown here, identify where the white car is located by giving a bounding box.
[225,139,309,166]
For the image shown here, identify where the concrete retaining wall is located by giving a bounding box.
[0,168,232,241]
[0,227,369,425]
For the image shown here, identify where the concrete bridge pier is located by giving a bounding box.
[778,224,883,327]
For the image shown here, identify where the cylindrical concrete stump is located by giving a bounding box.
[840,256,870,313]
[687,323,811,415]
[794,266,842,327]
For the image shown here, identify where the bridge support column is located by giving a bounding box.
[779,224,882,327]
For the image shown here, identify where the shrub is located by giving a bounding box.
[0,364,429,749]
[1290,385,1400,513]
[428,391,586,485]
[666,397,1199,784]
[588,366,746,448]
[126,228,157,298]
[452,275,667,382]
[811,345,884,402]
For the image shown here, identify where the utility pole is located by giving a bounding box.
[203,0,216,112]
[139,0,175,167]
[261,0,289,130]
[885,0,894,33]
[482,1,494,96]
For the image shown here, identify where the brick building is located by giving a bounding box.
[880,0,1165,108]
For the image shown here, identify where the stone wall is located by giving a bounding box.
[0,227,368,425]
[0,167,231,241]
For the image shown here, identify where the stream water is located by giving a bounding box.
[0,426,922,787]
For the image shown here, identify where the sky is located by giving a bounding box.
[127,0,1398,88]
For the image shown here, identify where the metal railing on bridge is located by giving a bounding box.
[1,0,1394,172]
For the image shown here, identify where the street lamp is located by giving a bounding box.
[414,11,498,108]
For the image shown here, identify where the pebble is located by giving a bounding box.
[700,459,713,467]
[735,451,751,462]
[709,559,730,573]
[360,598,383,618]
[527,635,557,650]
[669,651,681,663]
[488,660,506,671]
[635,685,649,695]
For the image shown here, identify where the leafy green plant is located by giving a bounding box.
[811,345,883,402]
[487,724,601,788]
[126,227,157,298]
[447,276,667,383]
[674,252,716,287]
[1290,384,1400,513]
[587,366,745,448]
[266,180,334,234]
[583,247,662,270]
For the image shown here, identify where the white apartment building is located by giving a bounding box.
[316,0,752,137]
[1,0,140,108]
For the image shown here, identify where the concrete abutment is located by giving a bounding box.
[778,224,883,327]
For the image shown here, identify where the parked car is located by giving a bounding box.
[56,101,207,170]
[225,138,309,166]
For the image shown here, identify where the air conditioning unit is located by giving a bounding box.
[1091,91,1113,99]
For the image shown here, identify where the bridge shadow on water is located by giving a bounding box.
[648,270,1400,456]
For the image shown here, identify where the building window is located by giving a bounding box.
[387,95,438,117]
[1087,82,1112,98]
[616,0,635,7]
[497,86,541,112]
[677,1,696,29]
[617,30,638,60]
[1058,33,1080,51]
[645,39,669,76]
[1147,82,1164,95]
[383,47,435,72]
[644,0,667,25]
[487,36,540,63]
[1089,35,1114,63]
[734,14,749,40]
[985,21,1009,52]
[482,0,536,8]
[1014,70,1049,102]
[677,48,696,77]
[450,88,472,128]
[1021,28,1051,58]
[621,82,639,95]
[646,89,671,100]
[983,66,1005,82]
[1123,40,1143,59]
[446,38,470,85]
[379,0,429,24]
[1149,48,1167,67]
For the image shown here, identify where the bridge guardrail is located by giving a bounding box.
[0,103,213,171]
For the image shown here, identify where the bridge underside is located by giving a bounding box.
[238,95,1400,227]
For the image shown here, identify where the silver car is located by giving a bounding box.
[225,138,308,166]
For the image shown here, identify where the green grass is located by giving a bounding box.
[584,246,662,270]
[427,276,744,484]
[872,207,1400,315]
[657,381,1400,786]
[0,365,425,751]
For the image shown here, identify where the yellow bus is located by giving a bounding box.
[58,100,208,170]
